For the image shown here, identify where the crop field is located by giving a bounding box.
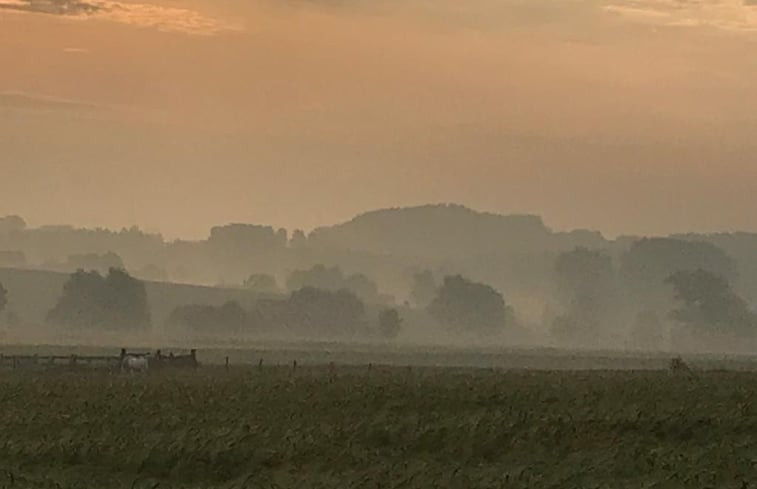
[1,365,757,488]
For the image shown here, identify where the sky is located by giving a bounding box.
[2,0,757,239]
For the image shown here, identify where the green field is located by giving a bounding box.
[1,364,757,488]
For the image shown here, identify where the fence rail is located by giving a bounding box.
[0,349,199,370]
[0,354,121,369]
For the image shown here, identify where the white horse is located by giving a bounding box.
[121,355,149,373]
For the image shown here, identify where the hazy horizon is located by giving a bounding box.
[3,200,755,242]
[4,0,757,239]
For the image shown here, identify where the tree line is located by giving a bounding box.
[1,234,754,349]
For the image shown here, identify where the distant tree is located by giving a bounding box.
[428,275,510,334]
[287,287,366,338]
[0,281,7,314]
[243,273,279,294]
[286,265,379,302]
[410,270,437,307]
[286,265,345,292]
[554,247,614,305]
[167,301,250,334]
[378,308,402,339]
[345,273,379,302]
[47,268,150,330]
[665,269,755,337]
[208,223,287,251]
[276,228,288,246]
[0,215,26,234]
[65,252,124,274]
[47,269,104,329]
[290,229,307,248]
[621,238,737,310]
[105,268,151,330]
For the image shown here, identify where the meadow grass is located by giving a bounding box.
[0,365,756,488]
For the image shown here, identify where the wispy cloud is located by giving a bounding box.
[62,47,90,53]
[604,0,757,33]
[0,91,105,113]
[0,0,100,15]
[0,0,241,35]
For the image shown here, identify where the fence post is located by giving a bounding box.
[292,359,297,372]
[225,356,229,372]
[258,358,263,371]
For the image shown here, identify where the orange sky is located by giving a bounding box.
[2,0,757,239]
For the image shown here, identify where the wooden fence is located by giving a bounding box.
[0,354,121,369]
[0,349,199,370]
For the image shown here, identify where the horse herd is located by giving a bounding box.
[120,348,198,373]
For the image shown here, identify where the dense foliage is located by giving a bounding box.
[46,268,151,330]
[286,287,366,338]
[166,287,368,339]
[410,270,437,307]
[428,275,510,334]
[666,269,756,337]
[241,273,279,294]
[286,265,379,302]
[377,308,402,339]
[621,237,737,309]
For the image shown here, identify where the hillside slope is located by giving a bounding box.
[0,267,265,330]
[307,203,606,258]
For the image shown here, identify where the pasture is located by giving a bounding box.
[1,363,757,488]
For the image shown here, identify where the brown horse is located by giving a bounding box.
[669,356,691,373]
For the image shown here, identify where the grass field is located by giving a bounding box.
[2,364,757,488]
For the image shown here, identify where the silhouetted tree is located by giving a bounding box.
[288,287,366,338]
[208,223,287,251]
[554,247,613,304]
[243,273,279,294]
[105,268,151,330]
[410,270,437,307]
[428,275,510,334]
[378,308,402,339]
[66,251,124,274]
[286,265,344,292]
[47,268,150,330]
[621,238,737,310]
[290,229,307,248]
[286,265,379,302]
[345,273,379,302]
[666,269,755,337]
[0,215,25,234]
